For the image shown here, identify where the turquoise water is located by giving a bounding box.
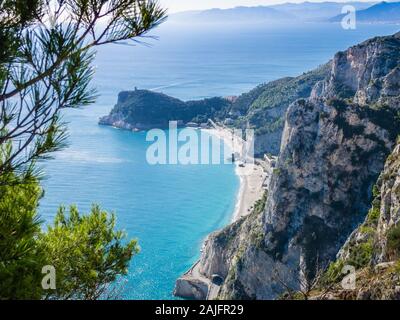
[39,21,400,299]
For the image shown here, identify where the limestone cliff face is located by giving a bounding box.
[188,32,400,300]
[233,64,331,156]
[309,141,400,300]
[254,130,283,157]
[101,67,329,157]
[373,145,400,265]
[313,33,400,107]
[337,142,400,267]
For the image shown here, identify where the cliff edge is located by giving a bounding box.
[175,32,400,300]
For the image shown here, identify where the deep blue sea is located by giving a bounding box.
[39,20,400,299]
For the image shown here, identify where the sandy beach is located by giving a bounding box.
[204,127,266,222]
[175,127,267,300]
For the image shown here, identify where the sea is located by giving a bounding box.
[38,20,400,299]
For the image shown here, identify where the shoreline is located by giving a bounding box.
[174,127,267,300]
[105,122,266,222]
[203,127,266,222]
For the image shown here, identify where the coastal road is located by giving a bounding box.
[207,282,220,300]
[189,261,220,300]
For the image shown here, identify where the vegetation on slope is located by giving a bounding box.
[106,90,231,126]
[231,63,331,135]
[102,63,331,156]
[285,135,400,300]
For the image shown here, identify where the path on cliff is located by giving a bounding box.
[188,261,220,300]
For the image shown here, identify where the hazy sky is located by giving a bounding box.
[160,0,374,13]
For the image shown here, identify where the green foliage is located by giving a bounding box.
[367,207,381,224]
[320,260,345,286]
[0,175,45,299]
[360,226,375,236]
[0,179,139,300]
[347,240,374,269]
[214,219,243,248]
[291,292,307,300]
[103,60,331,155]
[251,65,330,111]
[372,184,380,198]
[0,0,166,178]
[253,191,267,215]
[0,0,41,68]
[320,238,373,289]
[394,260,400,274]
[109,90,231,126]
[249,192,268,248]
[361,105,400,141]
[367,205,381,225]
[273,168,281,176]
[40,205,139,300]
[387,224,400,260]
[1,0,162,299]
[366,184,381,226]
[231,63,331,135]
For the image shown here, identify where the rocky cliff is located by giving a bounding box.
[229,64,331,156]
[99,90,231,130]
[100,67,329,156]
[177,32,400,300]
[299,139,400,300]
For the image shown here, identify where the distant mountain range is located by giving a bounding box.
[270,1,374,20]
[331,1,400,22]
[170,1,400,24]
[170,6,295,23]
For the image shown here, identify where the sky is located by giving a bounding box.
[159,0,375,13]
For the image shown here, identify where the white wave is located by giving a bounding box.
[149,80,200,91]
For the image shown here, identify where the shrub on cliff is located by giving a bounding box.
[387,224,400,260]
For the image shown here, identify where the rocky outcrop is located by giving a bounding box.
[253,129,283,157]
[99,90,231,130]
[373,146,400,265]
[305,141,400,300]
[336,142,400,268]
[174,277,208,300]
[176,32,400,300]
[101,67,330,156]
[233,64,331,156]
[312,33,400,106]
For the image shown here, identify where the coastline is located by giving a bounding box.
[203,127,266,222]
[102,120,266,222]
[174,127,267,300]
[104,122,266,222]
